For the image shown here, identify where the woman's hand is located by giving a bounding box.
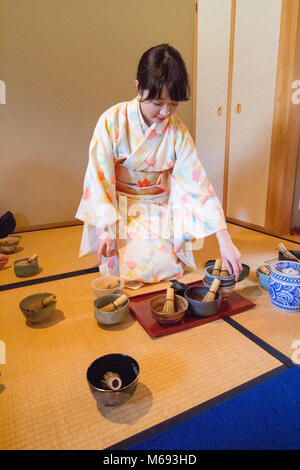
[0,254,8,270]
[156,172,171,194]
[97,231,117,265]
[216,229,242,281]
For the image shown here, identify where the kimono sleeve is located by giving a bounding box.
[75,113,119,256]
[170,121,227,241]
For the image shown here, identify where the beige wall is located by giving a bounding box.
[0,0,195,229]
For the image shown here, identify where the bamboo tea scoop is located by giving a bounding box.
[162,287,175,314]
[101,372,122,390]
[203,279,221,302]
[29,294,57,311]
[101,294,128,312]
[212,258,222,276]
[278,243,299,262]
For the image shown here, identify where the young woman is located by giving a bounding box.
[76,44,242,285]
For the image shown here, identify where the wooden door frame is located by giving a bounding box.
[265,0,300,236]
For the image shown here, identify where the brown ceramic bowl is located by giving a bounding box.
[149,293,188,325]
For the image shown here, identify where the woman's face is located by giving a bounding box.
[138,84,179,126]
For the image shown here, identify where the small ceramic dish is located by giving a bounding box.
[19,292,56,324]
[91,276,124,297]
[149,293,188,325]
[94,294,129,326]
[86,353,139,406]
[0,236,20,254]
[184,285,222,317]
[14,257,39,277]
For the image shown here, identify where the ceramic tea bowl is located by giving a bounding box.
[86,353,139,406]
[14,257,39,277]
[19,292,56,324]
[149,293,188,325]
[0,236,20,254]
[91,275,124,297]
[204,266,236,298]
[184,285,222,317]
[94,294,129,326]
[269,261,300,312]
[204,260,250,283]
[256,265,270,290]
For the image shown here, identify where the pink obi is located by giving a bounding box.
[115,163,165,195]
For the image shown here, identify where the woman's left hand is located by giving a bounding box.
[216,229,242,281]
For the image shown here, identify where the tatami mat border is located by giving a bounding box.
[224,318,295,368]
[0,267,99,291]
[107,365,288,450]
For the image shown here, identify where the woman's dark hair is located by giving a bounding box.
[136,44,190,102]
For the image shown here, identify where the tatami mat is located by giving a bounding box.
[0,273,281,450]
[233,274,300,362]
[0,225,97,287]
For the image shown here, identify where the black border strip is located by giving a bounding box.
[0,266,99,291]
[224,317,295,368]
[107,365,288,450]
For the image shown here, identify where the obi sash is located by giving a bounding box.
[115,162,165,195]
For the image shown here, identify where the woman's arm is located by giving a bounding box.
[216,229,242,280]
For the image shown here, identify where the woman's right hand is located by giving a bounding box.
[97,231,117,265]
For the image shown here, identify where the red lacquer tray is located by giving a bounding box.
[129,281,255,337]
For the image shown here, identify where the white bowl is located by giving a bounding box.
[91,276,124,297]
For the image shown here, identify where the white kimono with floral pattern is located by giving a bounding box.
[76,97,227,283]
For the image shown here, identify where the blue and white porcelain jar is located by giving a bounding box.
[269,261,300,312]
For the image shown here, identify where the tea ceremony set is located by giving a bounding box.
[0,224,299,450]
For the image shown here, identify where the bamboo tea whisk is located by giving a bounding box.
[220,261,229,277]
[212,259,222,276]
[278,243,299,262]
[101,294,128,312]
[203,279,220,302]
[26,254,38,263]
[162,287,175,314]
[30,295,56,311]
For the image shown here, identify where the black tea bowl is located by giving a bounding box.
[86,354,139,406]
[185,285,222,317]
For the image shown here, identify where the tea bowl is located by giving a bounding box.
[14,257,39,277]
[204,260,250,283]
[94,294,129,326]
[19,292,56,324]
[86,353,139,406]
[204,265,236,298]
[269,261,300,312]
[149,293,188,325]
[0,236,20,254]
[256,265,270,290]
[91,275,124,298]
[184,285,222,317]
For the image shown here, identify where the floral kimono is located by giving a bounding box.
[76,97,227,283]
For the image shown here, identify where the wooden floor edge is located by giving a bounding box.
[13,220,83,233]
